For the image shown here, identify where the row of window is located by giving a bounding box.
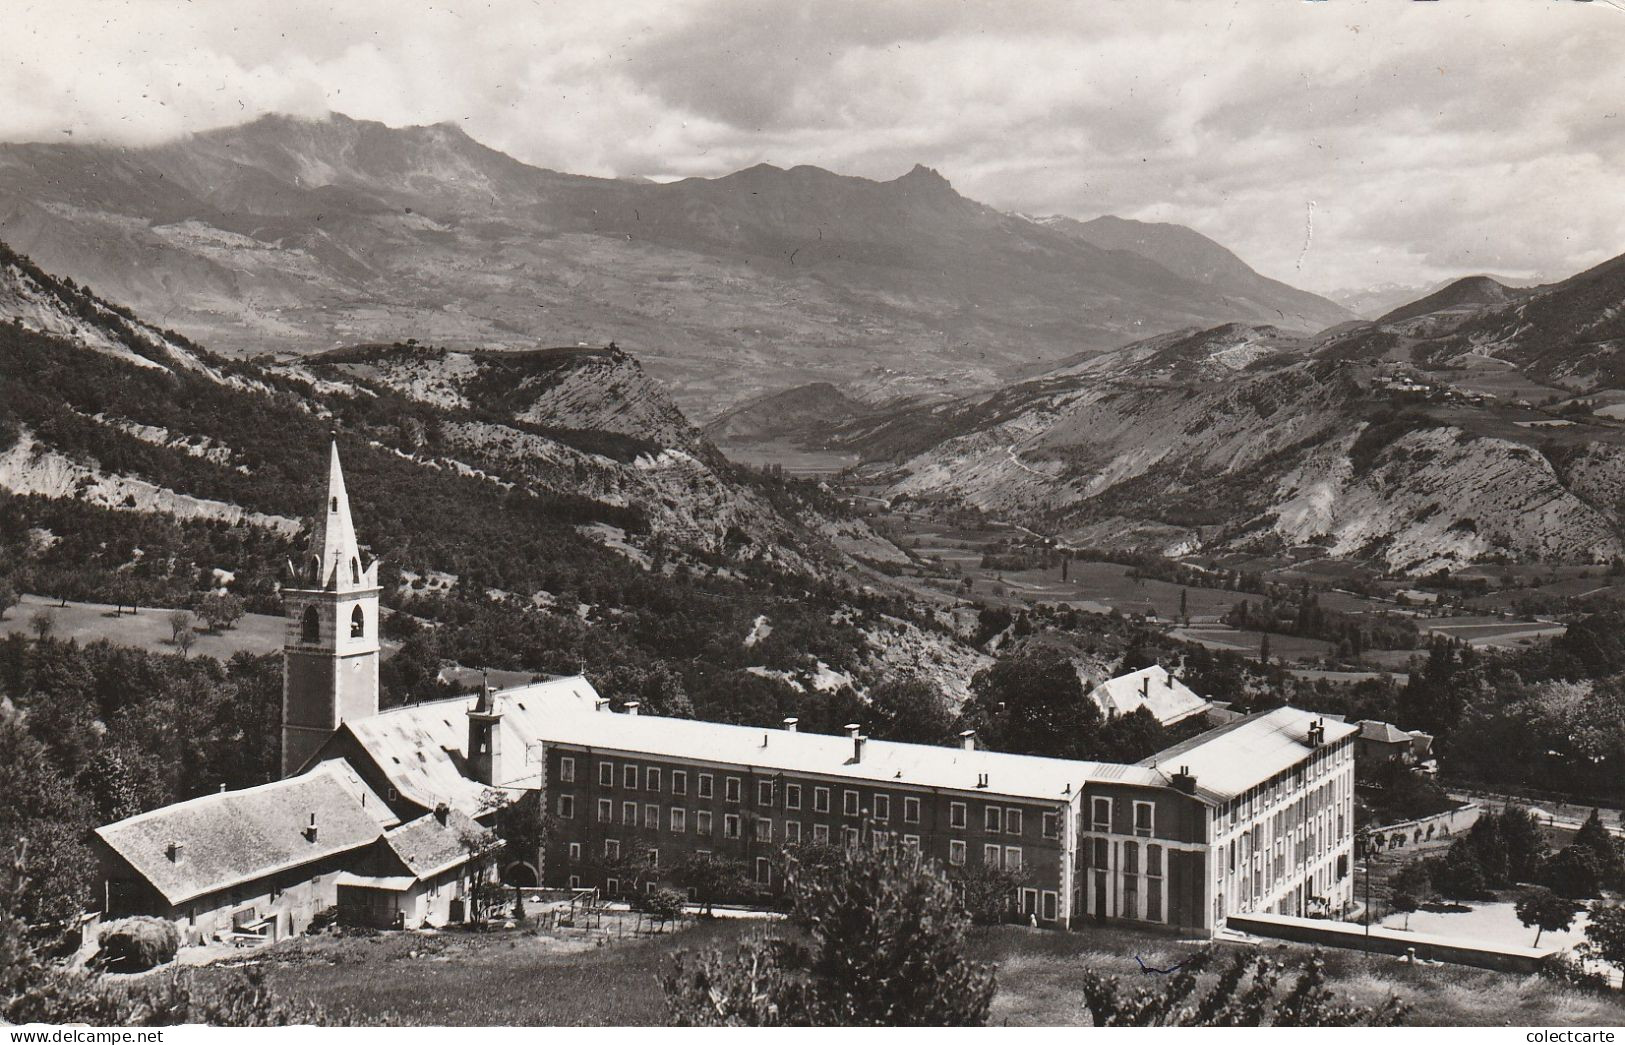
[561,759,1057,836]
[1220,739,1351,831]
[563,872,1062,923]
[560,794,1060,842]
[568,835,1026,874]
[1088,797,1155,836]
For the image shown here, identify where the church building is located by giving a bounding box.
[93,439,1358,942]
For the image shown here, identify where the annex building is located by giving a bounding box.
[94,441,1358,940]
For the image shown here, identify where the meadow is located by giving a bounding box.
[192,914,1625,1027]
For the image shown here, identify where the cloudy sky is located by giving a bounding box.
[3,0,1622,295]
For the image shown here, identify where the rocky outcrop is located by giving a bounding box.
[0,429,300,534]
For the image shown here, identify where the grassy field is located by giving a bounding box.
[193,914,1625,1026]
[6,593,285,659]
[198,916,754,1026]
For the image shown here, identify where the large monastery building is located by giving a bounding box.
[93,440,1358,941]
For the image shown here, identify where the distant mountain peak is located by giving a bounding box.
[894,163,955,192]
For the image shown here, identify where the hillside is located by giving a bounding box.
[703,382,876,444]
[1043,215,1352,332]
[1376,275,1525,325]
[842,244,1625,573]
[0,238,998,714]
[0,112,1346,418]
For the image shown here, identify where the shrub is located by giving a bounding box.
[95,917,179,972]
[1079,946,1406,1026]
[663,845,994,1026]
[637,888,687,922]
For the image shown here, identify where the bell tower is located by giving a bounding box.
[281,438,381,777]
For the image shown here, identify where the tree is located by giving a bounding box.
[1573,808,1624,889]
[455,818,502,922]
[174,626,197,658]
[1429,842,1490,902]
[962,647,1100,759]
[1079,946,1406,1026]
[1259,631,1272,666]
[1582,902,1625,989]
[1388,860,1431,930]
[28,610,53,644]
[1388,888,1419,931]
[1092,706,1168,763]
[949,862,1025,925]
[675,852,750,916]
[168,609,194,646]
[1543,845,1603,900]
[1515,888,1581,947]
[1495,806,1550,886]
[199,592,245,634]
[663,844,995,1026]
[866,675,957,746]
[0,582,17,621]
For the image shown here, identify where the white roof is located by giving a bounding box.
[343,676,602,812]
[1092,665,1210,726]
[348,677,1345,815]
[348,675,1142,810]
[95,761,394,905]
[1139,707,1357,802]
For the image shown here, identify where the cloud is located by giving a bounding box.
[2,0,1622,293]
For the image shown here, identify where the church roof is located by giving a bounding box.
[294,440,376,592]
[383,809,489,879]
[341,676,601,813]
[94,761,393,906]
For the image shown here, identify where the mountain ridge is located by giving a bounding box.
[0,110,1350,419]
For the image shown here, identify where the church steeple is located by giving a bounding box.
[280,435,382,777]
[297,439,376,592]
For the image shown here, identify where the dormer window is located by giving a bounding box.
[350,605,365,638]
[330,497,338,512]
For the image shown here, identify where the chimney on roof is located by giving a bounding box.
[1171,765,1198,795]
[305,812,319,842]
[1141,675,1150,699]
[960,729,977,751]
[166,840,184,863]
[625,701,640,716]
[853,734,867,763]
[976,772,989,789]
[783,717,799,733]
[434,802,450,825]
[594,697,611,713]
[1308,719,1325,748]
[845,723,861,739]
